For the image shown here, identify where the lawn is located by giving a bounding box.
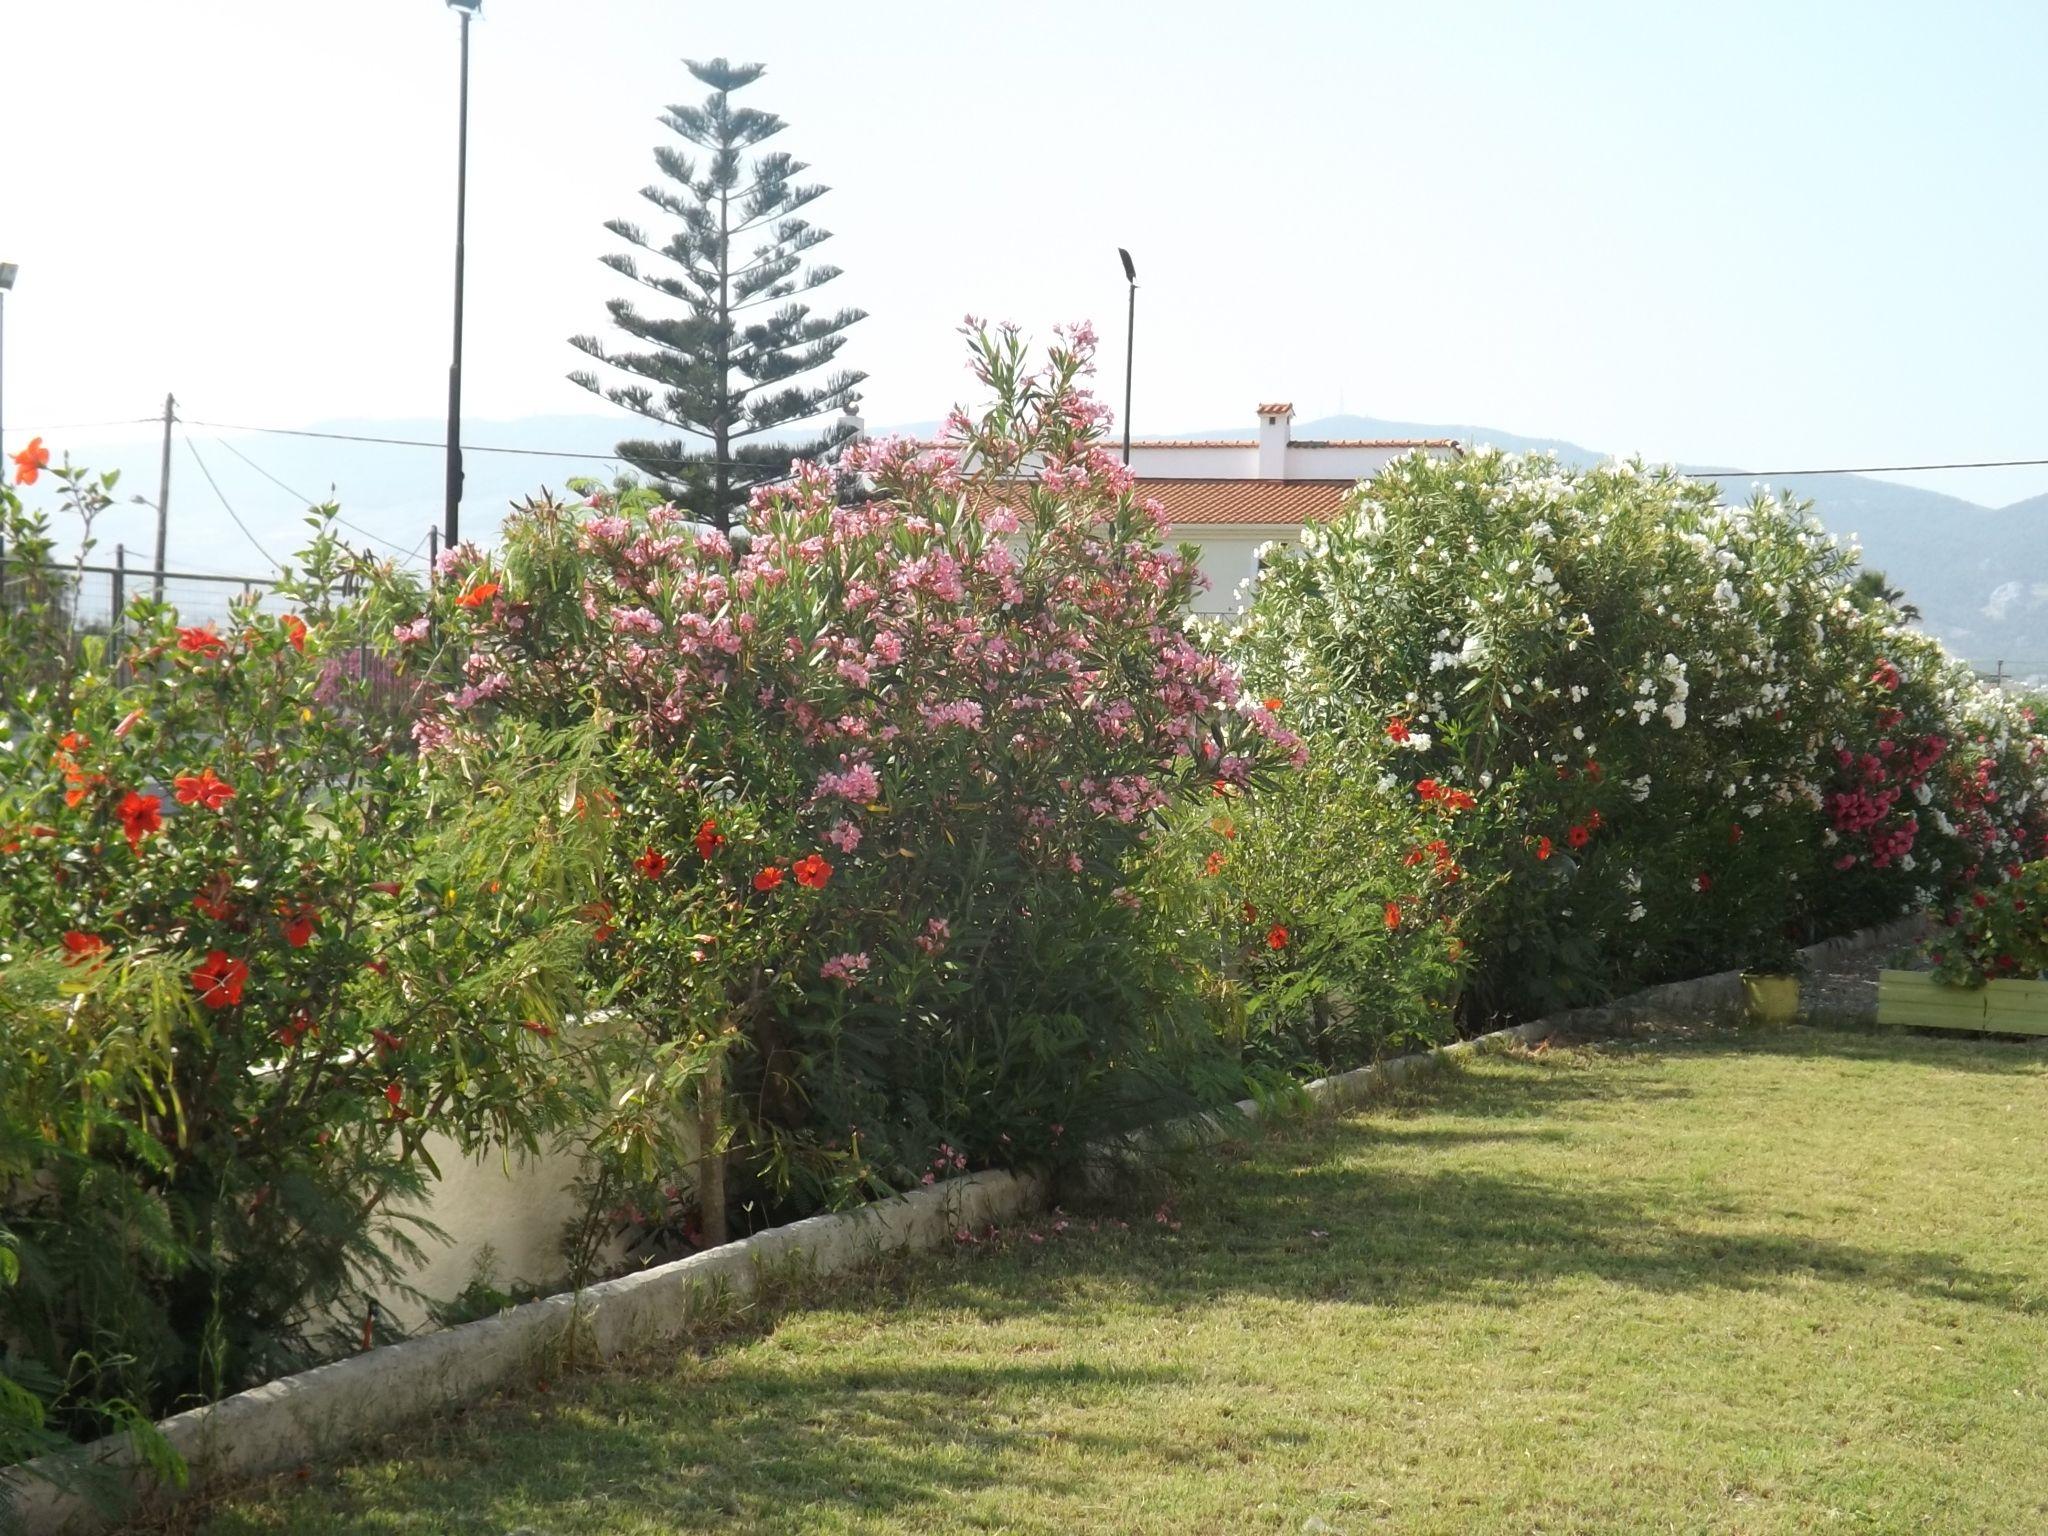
[187,1027,2048,1535]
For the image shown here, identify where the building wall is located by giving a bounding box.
[1178,528,1298,616]
[1128,443,1418,481]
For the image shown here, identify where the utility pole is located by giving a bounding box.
[444,0,480,551]
[153,393,175,600]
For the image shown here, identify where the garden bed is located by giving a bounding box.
[1877,969,2048,1036]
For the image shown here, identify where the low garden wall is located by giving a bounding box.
[3,918,1916,1536]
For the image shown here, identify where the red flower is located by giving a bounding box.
[1402,846,1428,868]
[281,613,308,653]
[190,949,249,1009]
[1265,924,1289,950]
[694,818,725,861]
[1383,902,1402,930]
[176,624,227,657]
[60,930,108,963]
[1386,715,1411,743]
[454,581,500,609]
[1584,759,1605,783]
[369,881,404,896]
[384,1082,409,1119]
[117,791,164,850]
[174,767,237,811]
[1694,873,1714,893]
[753,865,786,892]
[635,846,668,880]
[1870,659,1901,692]
[521,1019,556,1038]
[580,899,617,940]
[1416,778,1441,801]
[278,1010,316,1049]
[793,852,833,889]
[1534,836,1553,861]
[281,907,317,948]
[1587,809,1604,830]
[1202,849,1227,877]
[1727,823,1744,844]
[11,436,49,486]
[372,1028,404,1054]
[1566,824,1591,850]
[193,876,236,920]
[1261,697,1284,714]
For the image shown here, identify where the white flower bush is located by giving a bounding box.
[1221,448,2048,1018]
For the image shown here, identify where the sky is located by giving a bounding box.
[5,0,2046,520]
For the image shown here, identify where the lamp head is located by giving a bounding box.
[1117,248,1136,283]
[0,263,17,292]
[446,0,481,12]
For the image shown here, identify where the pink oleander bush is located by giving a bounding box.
[404,323,1299,1221]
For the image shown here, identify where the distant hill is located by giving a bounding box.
[32,410,2046,682]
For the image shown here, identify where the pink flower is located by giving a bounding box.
[915,917,951,955]
[826,818,863,853]
[820,952,870,987]
[816,758,882,804]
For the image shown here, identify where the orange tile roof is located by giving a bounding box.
[1137,478,1354,528]
[1123,437,1462,452]
[1255,401,1295,416]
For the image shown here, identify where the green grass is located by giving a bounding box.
[186,1028,2048,1535]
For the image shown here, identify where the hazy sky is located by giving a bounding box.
[6,0,2046,506]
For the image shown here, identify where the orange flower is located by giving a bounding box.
[634,846,668,880]
[174,767,237,811]
[580,899,617,941]
[177,624,227,657]
[694,817,725,860]
[793,852,833,889]
[1261,696,1284,713]
[60,930,108,963]
[11,436,49,486]
[1383,902,1402,930]
[281,613,308,653]
[1386,715,1410,743]
[454,581,500,609]
[753,865,786,892]
[117,791,163,850]
[1265,924,1289,950]
[190,949,249,1009]
[1202,849,1227,877]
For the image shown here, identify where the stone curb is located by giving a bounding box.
[2,916,1918,1534]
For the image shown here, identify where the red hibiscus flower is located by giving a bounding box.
[753,865,786,892]
[793,852,833,889]
[694,818,725,860]
[117,791,164,850]
[278,1011,316,1049]
[1265,924,1289,950]
[176,624,227,657]
[281,907,317,948]
[193,877,236,920]
[1403,846,1428,867]
[1534,836,1554,861]
[12,436,50,486]
[174,767,237,811]
[281,613,308,652]
[1386,715,1410,743]
[190,949,249,1009]
[1443,789,1477,813]
[580,899,616,940]
[60,930,108,963]
[1416,778,1441,801]
[1567,824,1591,850]
[453,581,500,609]
[1383,902,1402,930]
[635,846,668,880]
[1261,696,1283,713]
[384,1082,409,1120]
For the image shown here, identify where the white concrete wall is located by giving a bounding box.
[1180,530,1296,615]
[1128,443,1439,482]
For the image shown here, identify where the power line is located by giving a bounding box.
[179,417,751,472]
[207,433,421,559]
[1694,456,2048,479]
[182,435,281,570]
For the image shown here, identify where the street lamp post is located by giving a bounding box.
[444,0,480,552]
[0,263,17,466]
[1117,248,1136,466]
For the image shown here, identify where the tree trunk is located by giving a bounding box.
[696,1046,728,1246]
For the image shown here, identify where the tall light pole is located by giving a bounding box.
[444,0,480,552]
[1117,248,1136,465]
[0,263,17,466]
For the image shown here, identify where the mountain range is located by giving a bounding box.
[33,411,2046,682]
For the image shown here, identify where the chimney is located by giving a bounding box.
[1255,402,1294,479]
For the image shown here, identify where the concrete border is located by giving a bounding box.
[2,916,1919,1534]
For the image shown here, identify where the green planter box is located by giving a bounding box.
[1877,969,2048,1036]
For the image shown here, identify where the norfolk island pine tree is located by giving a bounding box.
[570,57,866,529]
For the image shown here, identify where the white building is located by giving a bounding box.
[1126,403,1461,615]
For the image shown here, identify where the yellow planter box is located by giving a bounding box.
[1877,969,2048,1036]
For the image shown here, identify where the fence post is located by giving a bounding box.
[112,544,126,632]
